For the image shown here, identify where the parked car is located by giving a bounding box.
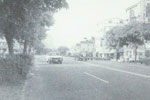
[47,56,63,64]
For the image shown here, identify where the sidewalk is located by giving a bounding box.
[87,60,149,68]
[0,85,23,100]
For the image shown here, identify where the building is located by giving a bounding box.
[102,18,128,33]
[123,45,145,61]
[80,39,95,53]
[95,18,127,60]
[123,0,150,61]
[95,37,116,60]
[71,37,96,59]
[126,0,150,23]
[79,37,95,57]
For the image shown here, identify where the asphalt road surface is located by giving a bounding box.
[22,55,150,100]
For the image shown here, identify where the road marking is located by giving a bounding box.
[84,72,109,84]
[87,63,150,79]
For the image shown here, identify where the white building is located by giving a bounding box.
[123,0,150,61]
[95,37,116,60]
[95,18,127,60]
[126,0,150,23]
[71,37,95,58]
[102,18,128,33]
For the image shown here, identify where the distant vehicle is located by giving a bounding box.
[47,56,63,64]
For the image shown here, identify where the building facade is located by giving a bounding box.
[123,0,150,61]
[95,18,127,60]
[102,18,128,33]
[126,0,150,23]
[71,37,96,58]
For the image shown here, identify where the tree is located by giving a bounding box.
[0,0,68,55]
[0,0,25,55]
[123,23,144,61]
[105,22,144,61]
[105,26,128,60]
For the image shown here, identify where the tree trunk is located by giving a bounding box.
[115,49,120,61]
[5,35,14,56]
[116,40,120,61]
[134,45,138,61]
[23,39,28,54]
[27,45,32,54]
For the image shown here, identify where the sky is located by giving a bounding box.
[44,0,139,49]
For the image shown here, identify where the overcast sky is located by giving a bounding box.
[44,0,139,49]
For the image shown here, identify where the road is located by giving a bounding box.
[22,56,150,100]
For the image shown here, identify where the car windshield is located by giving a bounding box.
[1,0,150,100]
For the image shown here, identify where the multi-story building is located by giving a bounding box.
[126,0,150,23]
[72,37,96,58]
[79,37,95,57]
[123,45,145,61]
[95,18,127,60]
[102,18,128,33]
[123,0,150,61]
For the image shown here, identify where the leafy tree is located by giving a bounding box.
[105,26,128,60]
[105,22,144,61]
[143,23,150,41]
[0,0,68,55]
[123,23,144,61]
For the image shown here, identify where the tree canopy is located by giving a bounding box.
[0,0,68,55]
[105,22,145,60]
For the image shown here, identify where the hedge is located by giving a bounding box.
[0,54,34,85]
[141,57,150,66]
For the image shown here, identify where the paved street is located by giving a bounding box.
[22,56,150,100]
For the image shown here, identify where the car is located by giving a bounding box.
[47,56,63,64]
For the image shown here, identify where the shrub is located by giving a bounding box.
[140,57,150,66]
[0,54,34,85]
[145,50,150,57]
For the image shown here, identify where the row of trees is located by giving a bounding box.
[0,0,68,55]
[105,22,150,61]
